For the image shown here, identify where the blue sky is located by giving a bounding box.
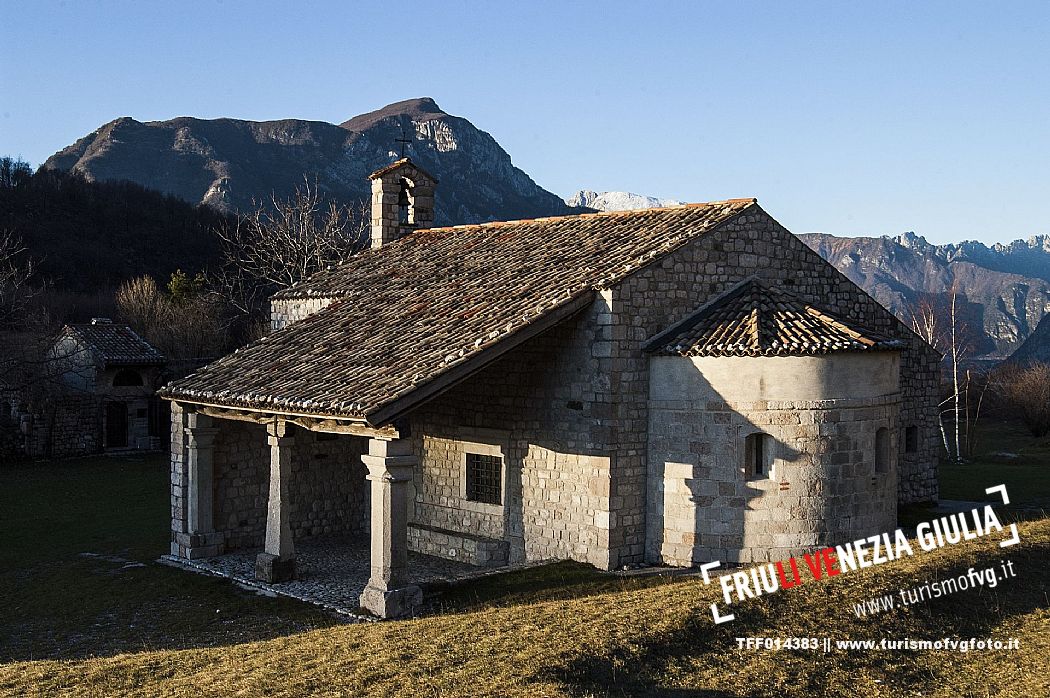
[2,1,1048,244]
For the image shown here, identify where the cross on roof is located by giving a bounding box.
[395,124,411,158]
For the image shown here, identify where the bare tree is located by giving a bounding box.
[115,273,226,360]
[211,179,368,341]
[993,362,1050,438]
[215,179,368,288]
[0,231,39,331]
[907,284,978,463]
[115,275,166,339]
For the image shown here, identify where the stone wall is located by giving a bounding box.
[407,309,617,569]
[603,206,940,568]
[270,298,335,332]
[408,523,509,567]
[647,353,900,566]
[24,393,102,458]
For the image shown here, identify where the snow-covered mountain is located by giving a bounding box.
[565,190,685,212]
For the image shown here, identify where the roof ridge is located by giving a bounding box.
[417,197,758,235]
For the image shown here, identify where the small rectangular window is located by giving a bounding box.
[905,425,918,454]
[465,452,502,505]
[753,437,765,476]
[745,433,773,479]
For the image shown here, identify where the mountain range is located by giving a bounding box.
[37,99,1050,359]
[800,232,1050,357]
[44,97,575,225]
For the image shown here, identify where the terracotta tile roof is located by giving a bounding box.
[645,278,903,357]
[162,199,756,422]
[369,157,439,182]
[63,322,166,367]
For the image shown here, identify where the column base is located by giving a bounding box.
[173,532,225,560]
[359,583,422,619]
[255,552,296,583]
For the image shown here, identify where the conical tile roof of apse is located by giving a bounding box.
[645,277,904,357]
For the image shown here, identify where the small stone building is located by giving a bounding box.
[162,158,940,618]
[22,320,168,456]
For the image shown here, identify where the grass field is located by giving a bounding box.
[0,454,341,662]
[938,418,1050,509]
[1,438,1048,696]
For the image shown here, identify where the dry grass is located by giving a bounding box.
[3,518,1047,697]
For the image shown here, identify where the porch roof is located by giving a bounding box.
[161,199,757,424]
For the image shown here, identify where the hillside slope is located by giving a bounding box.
[2,518,1046,696]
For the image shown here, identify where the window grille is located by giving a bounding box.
[466,452,502,505]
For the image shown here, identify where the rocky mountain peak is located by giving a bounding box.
[340,97,447,131]
[42,98,574,225]
[565,190,685,212]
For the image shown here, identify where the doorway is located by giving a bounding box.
[106,401,128,448]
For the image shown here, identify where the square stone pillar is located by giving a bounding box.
[359,437,422,618]
[178,412,223,559]
[256,420,296,583]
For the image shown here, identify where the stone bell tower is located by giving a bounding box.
[368,158,438,249]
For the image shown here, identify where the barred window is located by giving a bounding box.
[465,452,502,505]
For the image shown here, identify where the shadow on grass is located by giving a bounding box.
[424,560,689,616]
[0,454,342,662]
[540,523,1049,697]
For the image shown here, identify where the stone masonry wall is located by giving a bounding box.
[602,206,940,565]
[212,422,369,551]
[408,308,617,569]
[169,402,187,552]
[270,298,335,332]
[648,354,900,566]
[25,393,102,458]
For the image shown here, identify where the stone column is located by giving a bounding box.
[256,420,296,583]
[359,437,421,618]
[179,411,222,559]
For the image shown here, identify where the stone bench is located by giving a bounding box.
[407,523,509,567]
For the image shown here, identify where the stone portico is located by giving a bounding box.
[162,157,941,619]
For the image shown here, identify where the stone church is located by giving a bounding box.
[162,158,940,618]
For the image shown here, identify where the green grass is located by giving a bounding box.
[0,454,340,662]
[938,418,1050,509]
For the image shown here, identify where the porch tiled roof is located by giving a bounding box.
[645,278,902,357]
[64,322,166,367]
[162,199,757,421]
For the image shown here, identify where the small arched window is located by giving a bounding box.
[113,369,144,387]
[874,427,890,474]
[744,433,774,479]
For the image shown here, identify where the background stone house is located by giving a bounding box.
[8,320,168,458]
[162,158,940,618]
